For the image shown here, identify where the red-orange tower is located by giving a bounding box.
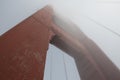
[0,6,120,80]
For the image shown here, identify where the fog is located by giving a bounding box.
[48,0,120,79]
[50,0,120,70]
[0,0,120,80]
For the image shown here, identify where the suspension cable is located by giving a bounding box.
[85,16,120,37]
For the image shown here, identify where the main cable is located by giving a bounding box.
[85,16,120,37]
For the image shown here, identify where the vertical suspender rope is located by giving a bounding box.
[50,52,53,80]
[62,54,68,80]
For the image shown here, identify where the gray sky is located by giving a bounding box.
[44,44,80,80]
[0,0,120,80]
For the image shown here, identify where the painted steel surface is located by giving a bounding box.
[0,6,120,80]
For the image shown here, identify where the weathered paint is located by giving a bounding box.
[0,7,54,80]
[0,6,120,80]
